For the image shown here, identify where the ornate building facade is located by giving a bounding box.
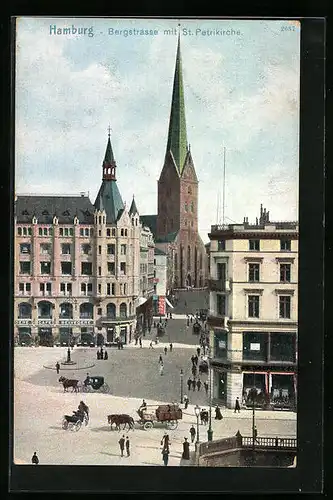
[14,133,154,346]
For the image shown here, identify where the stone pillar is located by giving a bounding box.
[226,369,243,409]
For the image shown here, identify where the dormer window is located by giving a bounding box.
[53,216,58,225]
[22,209,29,216]
[32,216,38,224]
[63,210,70,216]
[73,216,79,225]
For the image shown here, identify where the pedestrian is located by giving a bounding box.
[55,362,60,374]
[159,364,164,376]
[161,433,170,451]
[182,437,190,460]
[100,347,104,358]
[215,405,223,420]
[169,343,173,352]
[190,315,193,324]
[162,448,169,466]
[234,397,241,413]
[187,378,192,391]
[191,355,195,365]
[189,425,196,443]
[196,379,201,391]
[184,395,189,409]
[118,435,125,457]
[31,451,39,465]
[139,337,142,348]
[192,378,196,391]
[125,436,130,456]
[97,351,100,360]
[204,381,209,394]
[159,354,163,364]
[187,318,190,327]
[104,350,108,360]
[194,355,198,365]
[149,341,154,349]
[196,347,200,357]
[164,346,167,355]
[191,365,196,377]
[170,312,172,319]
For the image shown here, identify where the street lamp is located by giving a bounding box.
[194,404,200,444]
[252,368,256,450]
[207,357,213,441]
[180,369,184,404]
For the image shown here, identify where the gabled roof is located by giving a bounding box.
[129,196,139,216]
[140,214,157,238]
[94,180,125,224]
[15,195,95,224]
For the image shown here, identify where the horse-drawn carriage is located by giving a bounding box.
[62,410,89,431]
[82,375,110,393]
[137,403,182,430]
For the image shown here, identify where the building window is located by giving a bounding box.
[43,228,48,236]
[243,332,267,361]
[107,283,111,296]
[64,228,69,236]
[214,330,228,358]
[280,264,291,282]
[248,295,260,318]
[107,244,115,255]
[85,228,89,236]
[279,295,291,318]
[61,262,72,275]
[185,203,188,212]
[81,262,92,275]
[98,284,101,294]
[61,243,71,254]
[217,240,225,251]
[48,228,52,236]
[98,245,102,255]
[248,263,260,282]
[112,228,116,236]
[19,262,31,274]
[107,229,111,237]
[280,239,291,251]
[59,228,63,236]
[81,244,91,255]
[120,303,127,318]
[81,283,92,295]
[124,283,127,294]
[18,227,22,236]
[106,303,116,318]
[121,229,124,236]
[90,228,94,236]
[18,282,31,294]
[187,246,191,270]
[99,230,101,236]
[40,282,52,295]
[249,239,260,251]
[98,266,101,276]
[59,303,73,319]
[99,216,102,224]
[18,302,32,319]
[80,228,84,236]
[107,262,115,275]
[40,262,51,275]
[112,283,115,295]
[217,294,226,316]
[125,229,128,237]
[40,243,51,255]
[69,228,73,236]
[98,307,102,315]
[270,332,295,362]
[60,283,72,295]
[190,201,194,212]
[217,263,226,281]
[121,244,126,255]
[120,262,126,275]
[20,243,31,254]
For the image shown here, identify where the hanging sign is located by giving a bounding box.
[218,340,226,349]
[250,342,260,351]
[158,296,166,315]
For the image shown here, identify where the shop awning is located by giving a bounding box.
[165,298,174,308]
[137,297,148,306]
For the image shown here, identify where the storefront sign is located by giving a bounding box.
[250,342,260,351]
[218,340,226,349]
[158,296,165,315]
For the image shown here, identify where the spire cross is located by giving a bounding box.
[107,125,111,138]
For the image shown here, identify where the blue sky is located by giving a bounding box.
[15,18,300,242]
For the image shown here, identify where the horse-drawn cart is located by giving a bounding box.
[82,375,110,393]
[137,404,182,430]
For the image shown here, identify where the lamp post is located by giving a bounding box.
[252,368,256,450]
[180,369,184,404]
[194,405,200,444]
[207,357,213,441]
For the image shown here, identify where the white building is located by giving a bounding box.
[208,205,298,410]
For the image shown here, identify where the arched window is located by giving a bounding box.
[59,303,73,319]
[108,168,111,174]
[121,229,124,236]
[106,303,116,319]
[99,216,102,224]
[191,202,194,212]
[18,227,22,236]
[79,302,93,319]
[119,302,127,318]
[37,300,52,319]
[18,302,32,319]
[185,203,188,212]
[187,246,191,270]
[125,229,128,236]
[23,227,27,236]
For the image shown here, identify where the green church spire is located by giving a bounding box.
[166,34,188,174]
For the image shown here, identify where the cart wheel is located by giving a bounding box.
[62,418,68,430]
[74,420,82,431]
[144,421,153,430]
[100,384,110,393]
[167,420,178,430]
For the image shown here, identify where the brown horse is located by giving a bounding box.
[59,376,80,393]
[107,414,134,431]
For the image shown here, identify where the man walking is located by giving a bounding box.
[56,362,60,374]
[139,337,142,348]
[159,354,163,364]
[118,435,125,457]
[192,378,196,391]
[149,341,154,349]
[159,363,164,376]
[204,381,209,395]
[182,437,190,460]
[31,451,39,465]
[169,343,173,352]
[125,436,130,457]
[234,397,241,413]
[189,425,196,443]
[164,346,167,355]
[196,347,201,357]
[196,379,201,391]
[183,395,189,409]
[162,448,169,466]
[187,378,192,391]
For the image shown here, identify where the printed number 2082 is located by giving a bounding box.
[281,25,296,31]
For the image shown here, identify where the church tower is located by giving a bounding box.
[156,36,207,289]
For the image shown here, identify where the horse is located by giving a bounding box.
[59,376,80,393]
[107,414,135,431]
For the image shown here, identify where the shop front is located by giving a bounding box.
[242,370,296,410]
[38,327,53,346]
[18,327,33,346]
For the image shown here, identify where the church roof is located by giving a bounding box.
[156,230,178,243]
[166,35,188,175]
[140,214,157,238]
[104,135,115,164]
[15,195,95,224]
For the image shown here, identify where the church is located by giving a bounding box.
[141,36,208,292]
